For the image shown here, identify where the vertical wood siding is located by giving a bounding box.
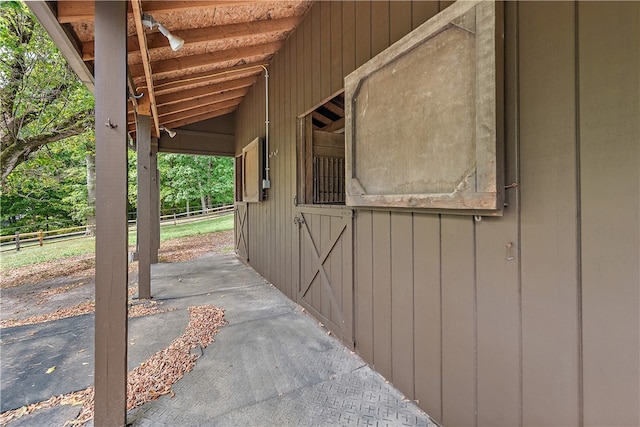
[519,3,580,424]
[578,2,639,425]
[234,1,639,425]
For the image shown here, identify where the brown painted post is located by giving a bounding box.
[150,139,160,263]
[38,230,43,246]
[94,2,128,426]
[136,112,152,299]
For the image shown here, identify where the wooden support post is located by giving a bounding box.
[137,113,152,299]
[150,139,160,263]
[15,232,20,251]
[39,230,43,246]
[94,2,128,426]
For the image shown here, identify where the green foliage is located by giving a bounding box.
[157,154,234,212]
[1,134,94,234]
[1,1,94,183]
[0,3,235,233]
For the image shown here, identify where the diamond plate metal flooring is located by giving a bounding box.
[126,253,437,426]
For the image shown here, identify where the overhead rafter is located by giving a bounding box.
[129,102,241,133]
[312,111,332,126]
[131,0,160,137]
[82,17,299,61]
[127,87,249,130]
[158,88,247,115]
[128,41,282,78]
[153,63,266,96]
[158,98,242,124]
[155,76,257,106]
[163,106,238,130]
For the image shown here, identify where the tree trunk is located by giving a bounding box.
[85,150,96,235]
[199,181,206,213]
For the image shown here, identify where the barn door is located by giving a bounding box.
[234,202,249,261]
[294,206,354,346]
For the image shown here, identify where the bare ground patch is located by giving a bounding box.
[1,230,234,289]
[0,230,234,327]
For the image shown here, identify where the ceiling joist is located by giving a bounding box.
[152,62,267,94]
[158,98,242,124]
[157,87,249,116]
[128,41,282,78]
[163,106,238,130]
[126,87,249,128]
[81,17,299,61]
[156,76,257,106]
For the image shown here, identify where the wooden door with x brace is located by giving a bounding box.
[293,205,354,347]
[234,202,249,262]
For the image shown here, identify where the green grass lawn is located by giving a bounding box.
[0,214,234,270]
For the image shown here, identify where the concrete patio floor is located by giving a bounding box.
[2,252,436,426]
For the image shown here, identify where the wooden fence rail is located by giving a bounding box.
[1,204,233,253]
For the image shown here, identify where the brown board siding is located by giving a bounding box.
[390,211,414,399]
[234,1,640,425]
[371,211,392,380]
[354,210,374,364]
[475,3,521,425]
[412,213,441,421]
[440,215,477,427]
[578,2,640,425]
[519,3,580,424]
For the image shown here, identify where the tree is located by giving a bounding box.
[157,154,234,214]
[0,1,94,185]
[0,133,93,234]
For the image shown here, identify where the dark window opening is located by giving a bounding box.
[297,92,346,205]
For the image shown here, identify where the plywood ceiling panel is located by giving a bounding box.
[56,0,312,134]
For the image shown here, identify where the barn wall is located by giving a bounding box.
[235,1,639,425]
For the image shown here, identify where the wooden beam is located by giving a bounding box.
[158,130,235,156]
[324,100,345,117]
[128,41,282,77]
[320,117,345,133]
[131,0,161,137]
[128,98,242,136]
[162,106,237,129]
[94,2,128,425]
[154,62,267,96]
[312,110,332,126]
[157,87,249,116]
[150,139,160,264]
[128,89,247,132]
[83,17,299,61]
[136,115,152,300]
[156,75,257,106]
[159,98,242,123]
[56,1,96,23]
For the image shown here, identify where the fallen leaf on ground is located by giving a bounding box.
[0,305,227,427]
[46,366,56,374]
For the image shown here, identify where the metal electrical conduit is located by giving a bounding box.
[261,65,271,190]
